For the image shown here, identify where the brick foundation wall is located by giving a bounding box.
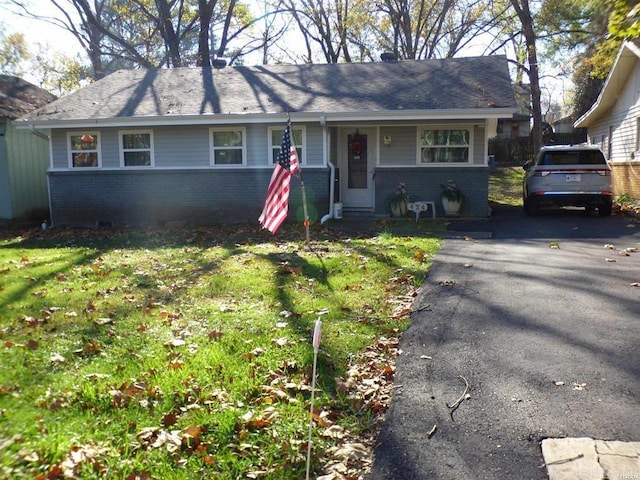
[48,168,330,227]
[611,163,640,200]
[374,166,490,217]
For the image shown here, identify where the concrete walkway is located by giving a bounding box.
[541,438,640,480]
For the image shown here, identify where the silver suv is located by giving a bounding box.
[523,145,613,216]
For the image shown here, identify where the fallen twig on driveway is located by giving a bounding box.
[447,374,471,419]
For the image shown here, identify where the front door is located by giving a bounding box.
[340,127,375,209]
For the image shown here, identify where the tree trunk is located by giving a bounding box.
[155,0,183,67]
[510,0,543,154]
[197,0,215,66]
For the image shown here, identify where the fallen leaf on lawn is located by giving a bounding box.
[420,355,432,360]
[330,442,369,461]
[64,311,78,317]
[391,305,412,319]
[73,340,102,356]
[207,329,223,340]
[167,361,184,370]
[335,377,355,395]
[165,338,186,348]
[246,471,268,479]
[618,251,630,256]
[93,317,113,326]
[271,337,291,347]
[50,353,66,364]
[625,247,639,252]
[275,322,288,328]
[261,386,293,403]
[605,258,617,262]
[553,381,565,386]
[244,347,264,360]
[321,425,345,439]
[572,382,587,391]
[604,244,615,249]
[162,412,178,427]
[27,339,39,350]
[548,242,560,249]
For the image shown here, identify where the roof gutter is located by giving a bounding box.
[25,120,50,140]
[13,108,517,130]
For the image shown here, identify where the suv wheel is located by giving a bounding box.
[523,197,537,216]
[599,201,612,217]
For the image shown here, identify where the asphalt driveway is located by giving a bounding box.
[369,207,640,480]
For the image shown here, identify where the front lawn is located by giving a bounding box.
[0,222,440,479]
[489,166,524,207]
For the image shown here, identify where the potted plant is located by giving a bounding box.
[440,180,464,217]
[388,182,409,217]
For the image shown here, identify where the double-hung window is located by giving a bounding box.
[419,128,471,164]
[69,132,100,168]
[210,128,246,166]
[120,130,154,167]
[268,126,305,164]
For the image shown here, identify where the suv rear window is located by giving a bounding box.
[539,150,606,166]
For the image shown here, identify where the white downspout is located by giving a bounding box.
[320,115,336,224]
[27,121,54,228]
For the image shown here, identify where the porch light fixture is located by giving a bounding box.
[384,136,392,147]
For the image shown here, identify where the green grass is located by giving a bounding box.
[0,222,440,479]
[489,166,525,207]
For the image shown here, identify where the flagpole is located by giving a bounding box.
[288,113,311,246]
[299,177,311,245]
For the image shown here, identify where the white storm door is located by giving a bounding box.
[341,128,375,209]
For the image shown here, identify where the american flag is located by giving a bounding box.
[258,121,300,233]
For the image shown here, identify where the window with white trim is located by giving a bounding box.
[419,128,471,163]
[268,126,306,164]
[68,132,100,168]
[210,128,246,165]
[120,130,154,167]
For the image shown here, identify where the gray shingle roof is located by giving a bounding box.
[21,56,515,123]
[0,75,56,119]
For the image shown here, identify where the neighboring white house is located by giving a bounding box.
[575,40,640,200]
[15,56,516,227]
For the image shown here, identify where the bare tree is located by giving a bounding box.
[509,0,543,152]
[284,0,358,63]
[373,0,495,60]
